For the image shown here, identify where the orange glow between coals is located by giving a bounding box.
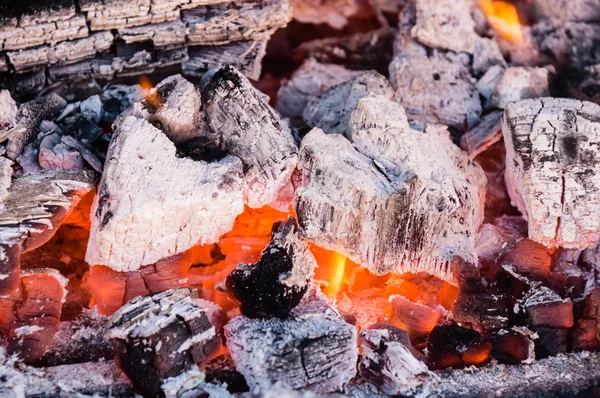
[479,0,524,43]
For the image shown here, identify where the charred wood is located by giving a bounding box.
[427,323,491,369]
[489,328,536,365]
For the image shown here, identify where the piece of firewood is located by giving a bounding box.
[295,98,485,282]
[426,323,492,369]
[490,67,552,109]
[489,327,536,365]
[388,295,441,345]
[502,98,600,249]
[202,65,298,209]
[389,40,482,130]
[460,110,503,159]
[499,239,553,283]
[225,309,358,393]
[0,94,67,160]
[453,292,509,331]
[226,218,316,319]
[0,268,68,362]
[0,170,95,295]
[524,286,574,328]
[358,326,430,395]
[85,115,244,271]
[276,59,360,119]
[301,71,394,136]
[106,288,224,398]
[572,319,600,351]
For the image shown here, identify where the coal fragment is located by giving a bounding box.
[426,323,491,369]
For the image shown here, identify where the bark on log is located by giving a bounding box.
[85,115,244,271]
[202,65,298,209]
[301,71,394,136]
[225,311,358,393]
[275,59,360,119]
[295,98,485,282]
[0,170,95,295]
[0,268,68,362]
[225,218,316,319]
[502,98,600,249]
[106,288,224,398]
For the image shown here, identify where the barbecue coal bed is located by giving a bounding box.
[1,0,600,397]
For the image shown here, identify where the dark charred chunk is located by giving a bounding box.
[176,136,228,163]
[490,329,534,364]
[201,65,245,105]
[204,354,250,394]
[453,291,509,331]
[533,326,569,358]
[426,323,491,369]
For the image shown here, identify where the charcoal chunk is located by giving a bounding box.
[427,323,491,369]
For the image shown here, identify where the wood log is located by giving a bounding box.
[85,115,244,271]
[295,98,485,282]
[0,170,95,295]
[490,67,552,109]
[225,218,316,319]
[275,59,360,119]
[106,288,224,398]
[301,71,394,136]
[0,94,67,160]
[389,40,482,130]
[358,326,430,395]
[502,98,600,249]
[0,268,68,362]
[202,65,298,209]
[225,309,358,393]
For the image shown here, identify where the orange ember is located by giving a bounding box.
[479,0,524,43]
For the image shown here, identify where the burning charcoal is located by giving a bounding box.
[534,327,569,358]
[56,102,81,123]
[15,143,42,174]
[225,218,316,319]
[499,239,552,283]
[390,39,481,130]
[0,94,66,159]
[524,286,574,328]
[205,355,250,394]
[358,326,430,395]
[490,67,552,109]
[288,0,364,29]
[549,248,585,298]
[106,288,224,398]
[533,20,600,67]
[295,98,485,282]
[301,71,394,136]
[453,292,509,331]
[503,98,600,249]
[85,116,244,271]
[572,319,600,352]
[275,59,360,119]
[427,323,492,369]
[202,65,298,209]
[79,94,104,123]
[119,75,206,144]
[489,328,535,365]
[389,295,441,346]
[161,365,233,398]
[460,110,503,159]
[0,269,68,362]
[472,38,506,77]
[475,223,523,269]
[451,256,485,293]
[64,115,104,143]
[0,170,94,295]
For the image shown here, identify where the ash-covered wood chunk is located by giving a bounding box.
[411,0,479,54]
[0,90,18,133]
[106,288,224,398]
[226,218,316,319]
[489,327,535,365]
[388,295,441,346]
[389,41,482,130]
[532,0,600,23]
[0,94,66,160]
[85,116,244,272]
[502,98,600,249]
[499,238,552,283]
[301,70,394,135]
[276,59,360,119]
[0,269,68,362]
[295,98,485,282]
[523,286,574,328]
[358,326,430,395]
[460,110,503,159]
[120,74,206,144]
[202,65,298,209]
[490,67,551,109]
[225,310,357,393]
[0,170,95,295]
[572,319,600,351]
[427,323,492,369]
[453,292,509,331]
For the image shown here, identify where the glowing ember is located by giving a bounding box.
[479,0,524,43]
[311,246,348,297]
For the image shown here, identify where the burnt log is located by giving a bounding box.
[106,288,224,398]
[275,59,360,119]
[295,98,485,282]
[225,218,316,319]
[225,305,357,393]
[202,65,298,208]
[358,326,430,395]
[0,268,68,362]
[502,98,600,249]
[0,170,95,295]
[85,115,244,271]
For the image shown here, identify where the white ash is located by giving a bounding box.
[0,90,18,133]
[85,116,244,271]
[491,67,552,109]
[161,365,231,398]
[39,143,85,171]
[502,98,600,248]
[0,157,13,202]
[13,325,44,338]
